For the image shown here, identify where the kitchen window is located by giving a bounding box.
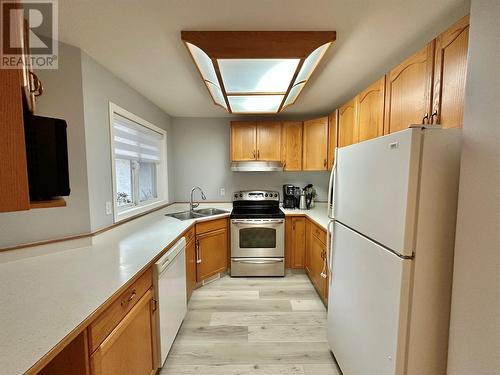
[109,102,168,222]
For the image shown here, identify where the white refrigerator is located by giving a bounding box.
[326,126,461,375]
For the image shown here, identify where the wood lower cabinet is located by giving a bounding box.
[196,221,228,282]
[385,42,435,134]
[90,289,156,375]
[309,234,327,304]
[281,121,303,171]
[304,219,312,274]
[288,217,306,269]
[357,76,385,142]
[303,117,329,170]
[338,97,358,147]
[185,236,196,300]
[432,15,469,128]
[286,216,328,305]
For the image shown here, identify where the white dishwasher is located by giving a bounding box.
[153,237,187,367]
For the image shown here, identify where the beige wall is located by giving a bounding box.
[447,0,500,373]
[81,52,174,232]
[0,43,91,247]
[0,42,175,246]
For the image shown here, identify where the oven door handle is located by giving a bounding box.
[232,258,283,264]
[231,220,284,227]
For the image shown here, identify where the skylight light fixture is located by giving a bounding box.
[181,31,336,114]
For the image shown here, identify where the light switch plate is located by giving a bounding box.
[219,188,225,196]
[105,201,112,215]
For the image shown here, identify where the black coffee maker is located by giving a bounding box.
[282,184,296,208]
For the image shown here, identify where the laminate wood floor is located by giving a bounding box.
[160,273,341,375]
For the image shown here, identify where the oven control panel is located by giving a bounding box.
[233,190,280,201]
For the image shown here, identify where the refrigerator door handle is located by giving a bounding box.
[325,219,335,280]
[327,147,338,219]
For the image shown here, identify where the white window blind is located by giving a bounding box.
[113,113,163,163]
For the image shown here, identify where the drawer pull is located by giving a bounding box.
[121,289,137,306]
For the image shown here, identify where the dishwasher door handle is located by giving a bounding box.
[232,258,283,264]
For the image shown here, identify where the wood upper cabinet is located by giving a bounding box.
[281,122,303,171]
[327,110,338,170]
[257,122,282,161]
[230,121,281,161]
[357,76,385,142]
[385,42,435,134]
[90,289,156,375]
[231,122,257,161]
[196,225,228,282]
[432,15,470,128]
[303,117,329,171]
[338,97,358,147]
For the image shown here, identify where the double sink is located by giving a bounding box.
[166,208,228,221]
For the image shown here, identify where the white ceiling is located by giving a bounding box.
[58,0,470,118]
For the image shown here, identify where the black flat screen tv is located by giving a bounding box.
[24,113,71,201]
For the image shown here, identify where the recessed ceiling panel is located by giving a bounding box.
[228,95,284,113]
[283,81,306,108]
[219,59,300,93]
[186,42,219,84]
[294,43,331,85]
[206,81,227,109]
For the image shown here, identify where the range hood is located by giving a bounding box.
[231,161,283,172]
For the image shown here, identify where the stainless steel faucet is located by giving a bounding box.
[190,186,207,211]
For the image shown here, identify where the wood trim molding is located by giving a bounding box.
[181,31,336,59]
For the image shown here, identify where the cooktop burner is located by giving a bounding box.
[230,190,284,219]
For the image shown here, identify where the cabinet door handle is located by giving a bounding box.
[196,240,202,264]
[430,110,439,124]
[323,159,327,168]
[121,289,137,306]
[29,72,44,97]
[253,150,256,159]
[421,113,429,124]
[320,254,328,279]
[257,150,260,159]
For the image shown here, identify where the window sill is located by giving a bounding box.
[115,199,167,223]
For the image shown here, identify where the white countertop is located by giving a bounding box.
[281,202,330,229]
[0,201,328,375]
[0,203,230,375]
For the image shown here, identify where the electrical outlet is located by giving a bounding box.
[105,201,112,215]
[219,187,225,197]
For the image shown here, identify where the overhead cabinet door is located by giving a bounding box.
[338,97,358,147]
[303,117,328,170]
[432,15,469,128]
[257,122,281,161]
[231,122,256,161]
[385,42,434,134]
[281,122,303,171]
[357,77,385,142]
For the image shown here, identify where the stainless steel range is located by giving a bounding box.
[230,190,285,277]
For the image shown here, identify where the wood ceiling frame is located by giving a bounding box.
[181,31,336,114]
